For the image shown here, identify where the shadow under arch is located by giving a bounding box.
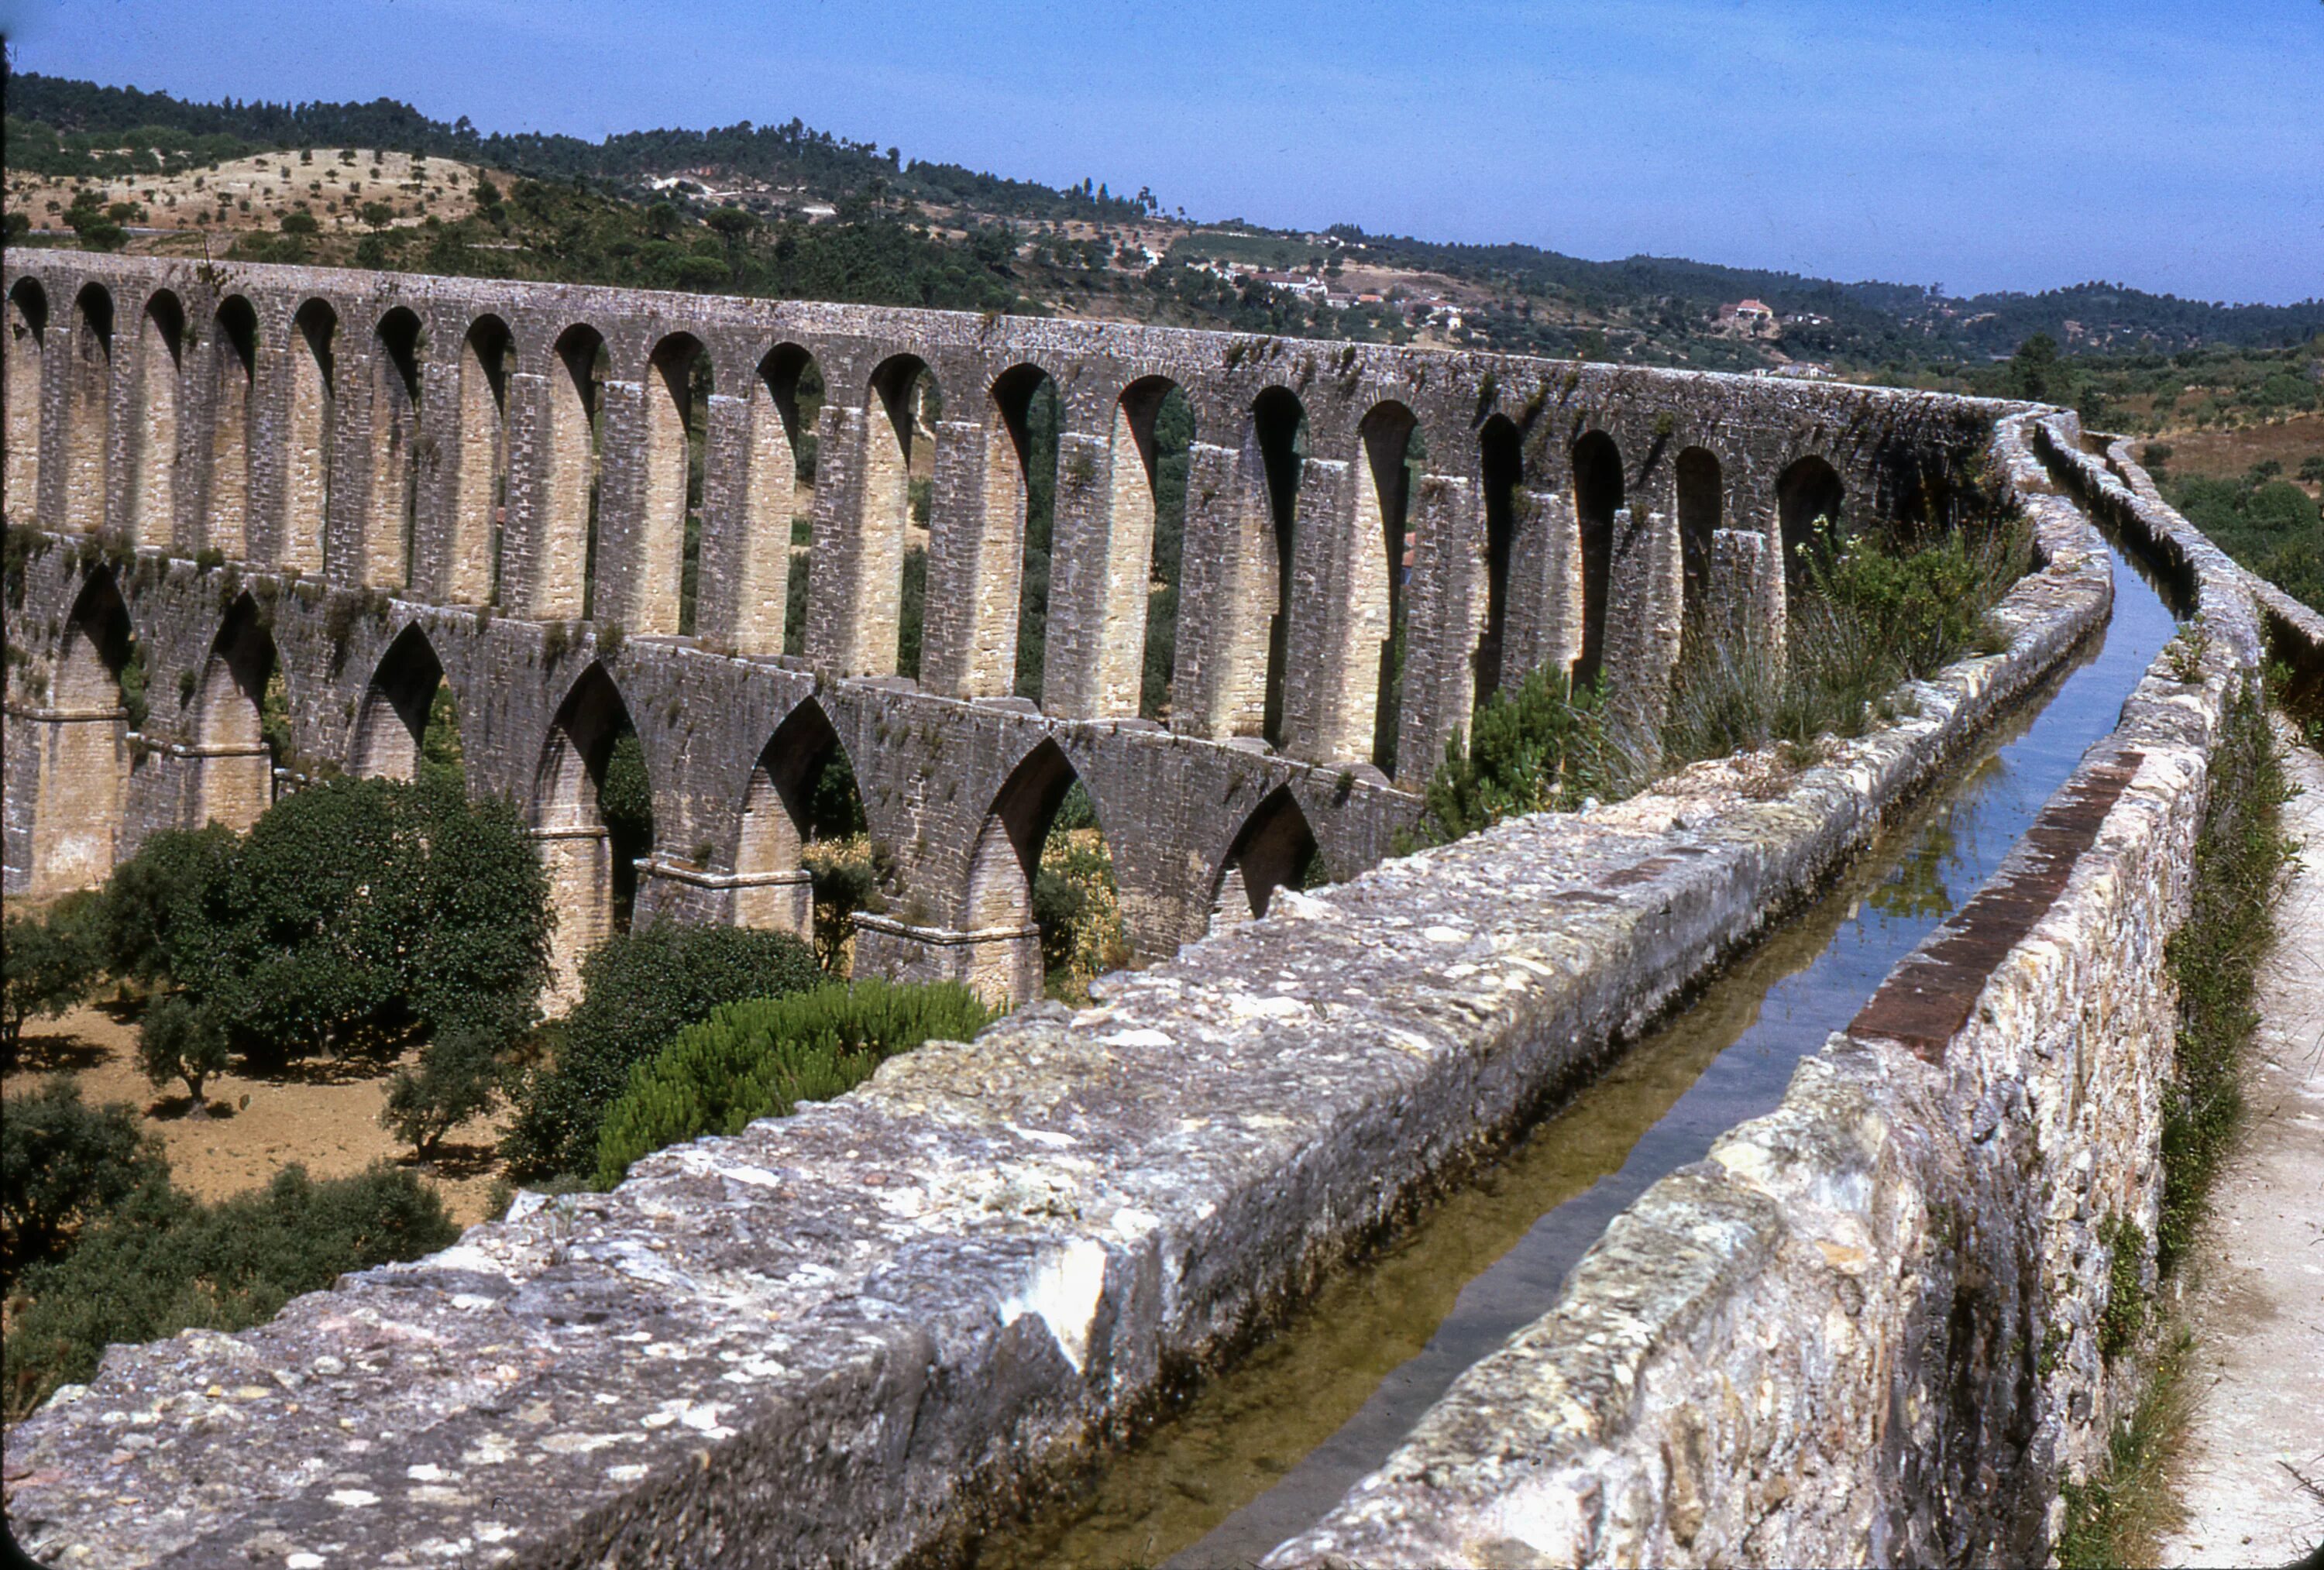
[864,351,940,679]
[1570,430,1623,689]
[195,592,279,833]
[751,342,824,658]
[963,737,1123,1002]
[206,296,259,558]
[989,360,1062,703]
[129,289,184,548]
[1777,454,1847,584]
[1250,385,1307,746]
[351,621,457,783]
[65,282,114,536]
[1208,785,1322,930]
[533,661,651,1005]
[734,696,867,950]
[27,569,138,893]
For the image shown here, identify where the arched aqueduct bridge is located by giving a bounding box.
[4,253,1996,1001]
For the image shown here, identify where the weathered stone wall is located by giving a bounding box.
[1263,414,2324,1568]
[5,254,2005,998]
[0,410,2110,1569]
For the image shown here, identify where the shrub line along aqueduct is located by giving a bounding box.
[11,253,2321,1567]
[3,253,1985,1002]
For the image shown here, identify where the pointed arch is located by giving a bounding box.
[195,593,278,832]
[1475,414,1523,708]
[64,283,114,534]
[5,278,45,522]
[1675,446,1723,650]
[280,299,337,574]
[452,313,511,604]
[534,661,648,1003]
[638,331,706,635]
[541,323,605,620]
[989,362,1061,702]
[964,738,1125,1002]
[205,296,257,558]
[850,352,939,679]
[1249,386,1307,744]
[128,290,184,548]
[366,307,423,590]
[964,737,1088,935]
[350,622,448,781]
[1570,431,1623,689]
[734,697,861,936]
[738,343,820,657]
[26,570,136,892]
[1317,398,1414,768]
[1208,785,1320,930]
[1777,455,1847,582]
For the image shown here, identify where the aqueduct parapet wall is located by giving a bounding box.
[5,254,2002,1000]
[15,374,2249,1567]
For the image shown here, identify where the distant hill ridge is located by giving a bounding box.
[7,70,2319,359]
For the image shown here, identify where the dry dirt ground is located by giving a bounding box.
[2150,411,2324,493]
[2156,724,2324,1565]
[2,1003,510,1228]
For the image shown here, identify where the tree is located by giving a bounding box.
[2,908,100,1060]
[136,995,232,1110]
[0,1078,169,1293]
[502,922,823,1177]
[92,824,238,987]
[2006,333,2064,402]
[279,208,319,235]
[359,200,396,229]
[379,1029,501,1162]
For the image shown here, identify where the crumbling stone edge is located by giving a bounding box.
[1263,412,2305,1568]
[2,410,2109,1569]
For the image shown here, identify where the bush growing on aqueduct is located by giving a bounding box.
[592,980,992,1188]
[502,922,825,1179]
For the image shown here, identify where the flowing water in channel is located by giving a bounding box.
[978,545,2181,1570]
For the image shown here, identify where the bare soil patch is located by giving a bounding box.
[2150,411,2324,493]
[4,1004,509,1228]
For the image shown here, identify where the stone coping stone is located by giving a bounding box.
[1262,411,2274,1567]
[2,420,2108,1569]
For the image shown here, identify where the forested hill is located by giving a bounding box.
[7,70,2319,365]
[3,70,1157,225]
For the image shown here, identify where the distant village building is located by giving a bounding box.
[1723,298,1777,332]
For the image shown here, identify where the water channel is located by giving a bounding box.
[978,533,2181,1570]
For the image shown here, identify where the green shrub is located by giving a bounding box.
[378,1029,502,1161]
[92,824,239,987]
[593,980,992,1187]
[1401,672,1618,847]
[3,1163,457,1420]
[2,901,102,1060]
[0,1078,168,1293]
[136,994,232,1108]
[502,922,824,1179]
[2157,682,2291,1271]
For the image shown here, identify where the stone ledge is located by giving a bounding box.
[1262,411,2274,1567]
[1,416,2109,1568]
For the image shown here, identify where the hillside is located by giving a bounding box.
[7,70,2322,379]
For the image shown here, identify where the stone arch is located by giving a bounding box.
[1104,374,1196,721]
[533,661,646,1005]
[1475,414,1523,708]
[366,307,424,590]
[638,331,706,636]
[739,342,820,657]
[1675,445,1722,631]
[857,352,940,679]
[205,296,258,558]
[961,737,1112,1001]
[194,593,279,832]
[1208,785,1320,930]
[349,621,449,781]
[5,277,45,521]
[542,323,607,620]
[1776,454,1846,583]
[282,298,338,574]
[989,361,1061,702]
[1335,398,1417,770]
[1249,385,1307,744]
[26,570,136,893]
[1570,430,1622,689]
[734,696,859,937]
[451,313,511,604]
[64,283,114,534]
[127,290,184,548]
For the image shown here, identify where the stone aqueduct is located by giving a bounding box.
[2,253,1993,1000]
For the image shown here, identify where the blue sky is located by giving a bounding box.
[9,0,2320,302]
